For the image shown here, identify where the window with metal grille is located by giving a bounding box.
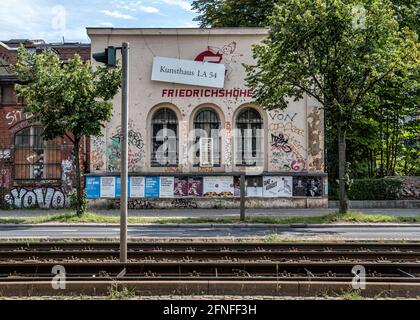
[194,109,221,167]
[14,126,62,180]
[151,108,178,167]
[235,108,264,166]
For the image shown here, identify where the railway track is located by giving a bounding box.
[0,242,418,297]
[1,242,419,262]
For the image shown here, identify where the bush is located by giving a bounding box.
[348,178,402,200]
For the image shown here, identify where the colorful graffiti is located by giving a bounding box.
[91,136,106,171]
[5,187,70,208]
[107,124,145,172]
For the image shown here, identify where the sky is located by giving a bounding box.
[0,0,198,43]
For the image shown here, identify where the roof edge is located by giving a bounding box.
[86,27,268,36]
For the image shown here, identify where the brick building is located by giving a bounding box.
[0,40,90,208]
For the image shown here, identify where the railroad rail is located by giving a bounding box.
[0,242,419,297]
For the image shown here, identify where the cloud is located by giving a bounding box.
[0,0,88,42]
[114,1,159,14]
[139,6,159,13]
[101,10,135,20]
[160,0,192,11]
[100,22,114,27]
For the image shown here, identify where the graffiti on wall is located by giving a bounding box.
[268,111,306,172]
[127,199,154,210]
[171,198,198,209]
[61,158,74,190]
[307,107,324,171]
[91,136,106,171]
[107,123,145,172]
[0,149,11,160]
[5,110,33,127]
[0,168,11,190]
[270,133,292,153]
[5,187,70,208]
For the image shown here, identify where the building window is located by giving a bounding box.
[151,108,178,167]
[194,108,221,167]
[235,108,263,166]
[1,85,17,105]
[14,126,62,180]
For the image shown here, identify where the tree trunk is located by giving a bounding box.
[338,125,348,214]
[74,137,84,216]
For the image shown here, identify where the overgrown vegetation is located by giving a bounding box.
[192,0,419,210]
[0,211,418,225]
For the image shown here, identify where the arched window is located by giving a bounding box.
[193,108,221,167]
[151,108,178,167]
[235,108,263,166]
[14,126,62,180]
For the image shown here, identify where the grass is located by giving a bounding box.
[0,211,419,225]
[107,283,136,299]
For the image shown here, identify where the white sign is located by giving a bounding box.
[151,56,226,88]
[263,176,293,198]
[203,176,234,197]
[100,177,116,198]
[130,177,145,198]
[160,177,175,198]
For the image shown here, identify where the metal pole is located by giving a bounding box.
[240,174,246,221]
[120,42,129,263]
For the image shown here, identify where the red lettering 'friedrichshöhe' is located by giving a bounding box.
[161,88,253,98]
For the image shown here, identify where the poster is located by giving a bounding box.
[130,177,145,198]
[86,176,100,199]
[174,177,189,197]
[305,177,323,197]
[160,177,175,198]
[234,177,241,197]
[263,176,293,197]
[203,176,234,197]
[100,176,116,198]
[188,177,203,197]
[145,176,160,198]
[292,177,323,197]
[292,177,307,196]
[246,176,263,197]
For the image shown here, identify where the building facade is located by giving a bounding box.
[87,28,327,209]
[0,40,90,209]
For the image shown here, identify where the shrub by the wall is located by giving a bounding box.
[348,178,402,200]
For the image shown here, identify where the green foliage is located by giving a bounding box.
[348,178,402,200]
[192,0,419,186]
[15,47,121,141]
[69,190,87,216]
[244,0,418,210]
[14,47,122,215]
[192,0,276,27]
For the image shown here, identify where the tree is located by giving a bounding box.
[245,0,418,213]
[192,0,276,27]
[15,47,121,216]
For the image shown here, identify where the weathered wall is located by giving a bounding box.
[89,197,328,210]
[88,29,325,176]
[87,28,327,208]
[0,104,84,209]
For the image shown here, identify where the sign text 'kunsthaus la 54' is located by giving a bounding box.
[151,57,226,88]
